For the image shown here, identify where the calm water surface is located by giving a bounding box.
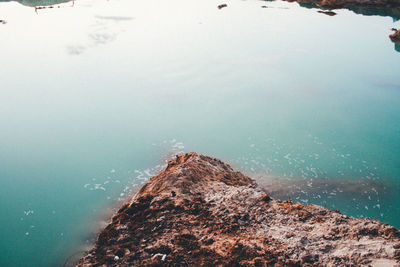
[0,0,399,265]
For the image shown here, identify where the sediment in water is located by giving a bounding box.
[77,152,400,266]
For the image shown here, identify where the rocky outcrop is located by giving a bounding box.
[78,152,400,266]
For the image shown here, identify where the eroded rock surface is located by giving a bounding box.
[78,152,400,266]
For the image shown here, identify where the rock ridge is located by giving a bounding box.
[78,152,400,266]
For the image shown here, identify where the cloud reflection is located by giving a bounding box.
[94,15,134,22]
[66,14,133,56]
[66,45,86,55]
[89,32,117,45]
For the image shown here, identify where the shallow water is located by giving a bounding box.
[0,0,399,265]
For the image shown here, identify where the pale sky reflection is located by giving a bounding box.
[66,13,132,55]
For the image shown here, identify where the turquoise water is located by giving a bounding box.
[0,0,399,265]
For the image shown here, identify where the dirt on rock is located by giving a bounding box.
[77,152,400,266]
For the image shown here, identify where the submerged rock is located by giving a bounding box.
[77,152,400,266]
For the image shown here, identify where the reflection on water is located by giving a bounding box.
[296,2,400,21]
[291,2,400,53]
[257,175,397,219]
[94,15,134,21]
[258,176,393,199]
[350,6,400,22]
[395,42,400,53]
[0,0,72,7]
[66,14,133,55]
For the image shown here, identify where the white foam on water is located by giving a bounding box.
[23,210,34,216]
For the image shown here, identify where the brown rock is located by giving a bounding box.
[77,152,400,266]
[390,28,400,43]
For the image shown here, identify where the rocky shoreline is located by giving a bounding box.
[77,153,400,266]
